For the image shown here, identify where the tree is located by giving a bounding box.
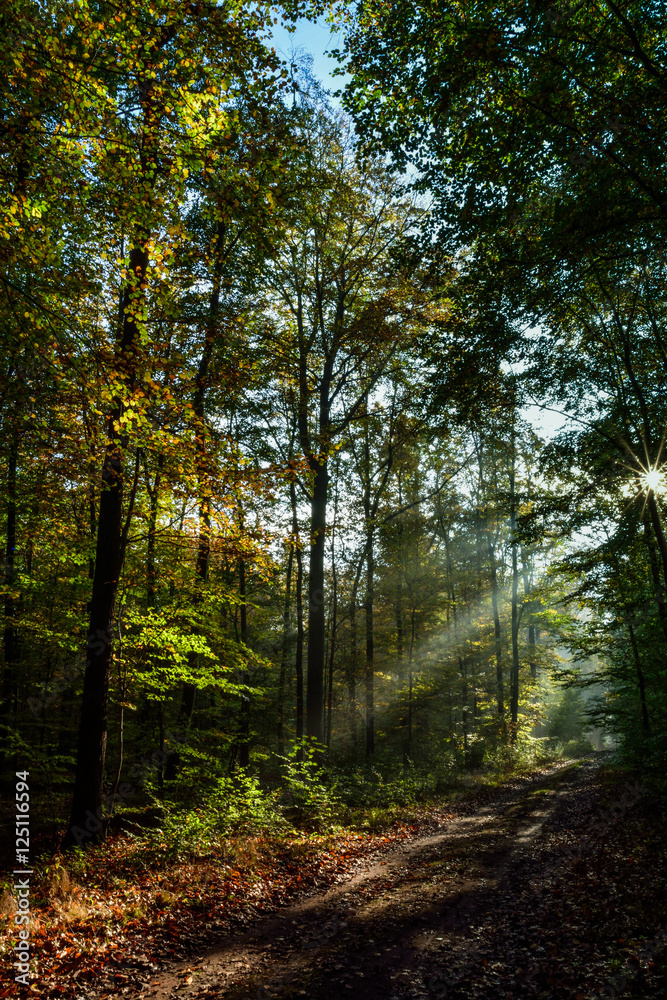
[62,0,288,846]
[262,104,433,743]
[339,0,667,263]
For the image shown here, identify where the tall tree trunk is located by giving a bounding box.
[181,250,223,722]
[306,456,328,744]
[290,481,304,747]
[406,609,416,760]
[460,656,469,758]
[326,578,336,749]
[145,452,163,608]
[474,435,505,730]
[179,498,209,724]
[395,582,405,750]
[365,527,375,758]
[348,557,364,751]
[443,521,470,753]
[627,622,651,737]
[362,400,377,760]
[238,557,250,768]
[521,546,537,679]
[395,596,404,658]
[612,549,652,740]
[488,532,505,727]
[64,243,148,848]
[326,462,340,749]
[295,543,305,747]
[642,512,667,641]
[1,428,18,724]
[277,544,294,758]
[645,490,667,599]
[87,453,97,584]
[509,439,520,742]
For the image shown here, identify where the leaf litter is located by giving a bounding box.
[1,759,664,1000]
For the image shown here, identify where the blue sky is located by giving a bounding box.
[269,15,348,96]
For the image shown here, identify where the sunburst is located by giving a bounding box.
[616,432,667,512]
[640,467,665,495]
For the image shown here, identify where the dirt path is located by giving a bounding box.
[141,760,630,1000]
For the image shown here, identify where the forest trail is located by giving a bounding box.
[141,758,664,1000]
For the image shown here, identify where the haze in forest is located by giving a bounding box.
[0,0,663,869]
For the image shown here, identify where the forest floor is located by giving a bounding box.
[1,757,666,999]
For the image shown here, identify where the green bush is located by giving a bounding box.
[561,736,595,757]
[146,769,285,857]
[276,740,342,830]
[209,771,285,836]
[484,735,556,775]
[332,748,459,809]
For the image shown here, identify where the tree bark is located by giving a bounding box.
[295,542,305,747]
[64,242,148,848]
[306,455,328,745]
[641,515,667,641]
[509,436,520,742]
[365,529,375,758]
[348,555,364,750]
[181,240,223,721]
[145,453,163,608]
[277,544,293,758]
[645,490,667,609]
[238,556,250,768]
[290,480,305,747]
[521,546,538,679]
[488,532,505,726]
[1,428,18,724]
[627,622,651,737]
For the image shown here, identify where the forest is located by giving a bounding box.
[0,2,666,998]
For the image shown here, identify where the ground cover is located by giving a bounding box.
[0,758,664,999]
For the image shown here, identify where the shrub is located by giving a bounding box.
[276,740,342,830]
[147,770,285,857]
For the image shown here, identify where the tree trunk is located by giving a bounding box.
[64,243,148,849]
[627,622,651,737]
[295,542,305,747]
[306,456,328,745]
[277,544,293,758]
[642,511,667,640]
[521,546,537,679]
[326,578,336,748]
[290,480,304,747]
[509,447,520,742]
[406,609,416,761]
[146,453,163,607]
[646,490,667,599]
[365,527,375,758]
[460,656,469,758]
[488,533,505,727]
[181,232,224,721]
[238,557,250,768]
[87,452,97,584]
[179,495,209,724]
[2,428,18,724]
[348,559,363,750]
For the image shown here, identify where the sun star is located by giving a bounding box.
[642,468,664,494]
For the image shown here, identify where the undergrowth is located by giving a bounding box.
[101,733,565,861]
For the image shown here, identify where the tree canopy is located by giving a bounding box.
[0,0,665,866]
